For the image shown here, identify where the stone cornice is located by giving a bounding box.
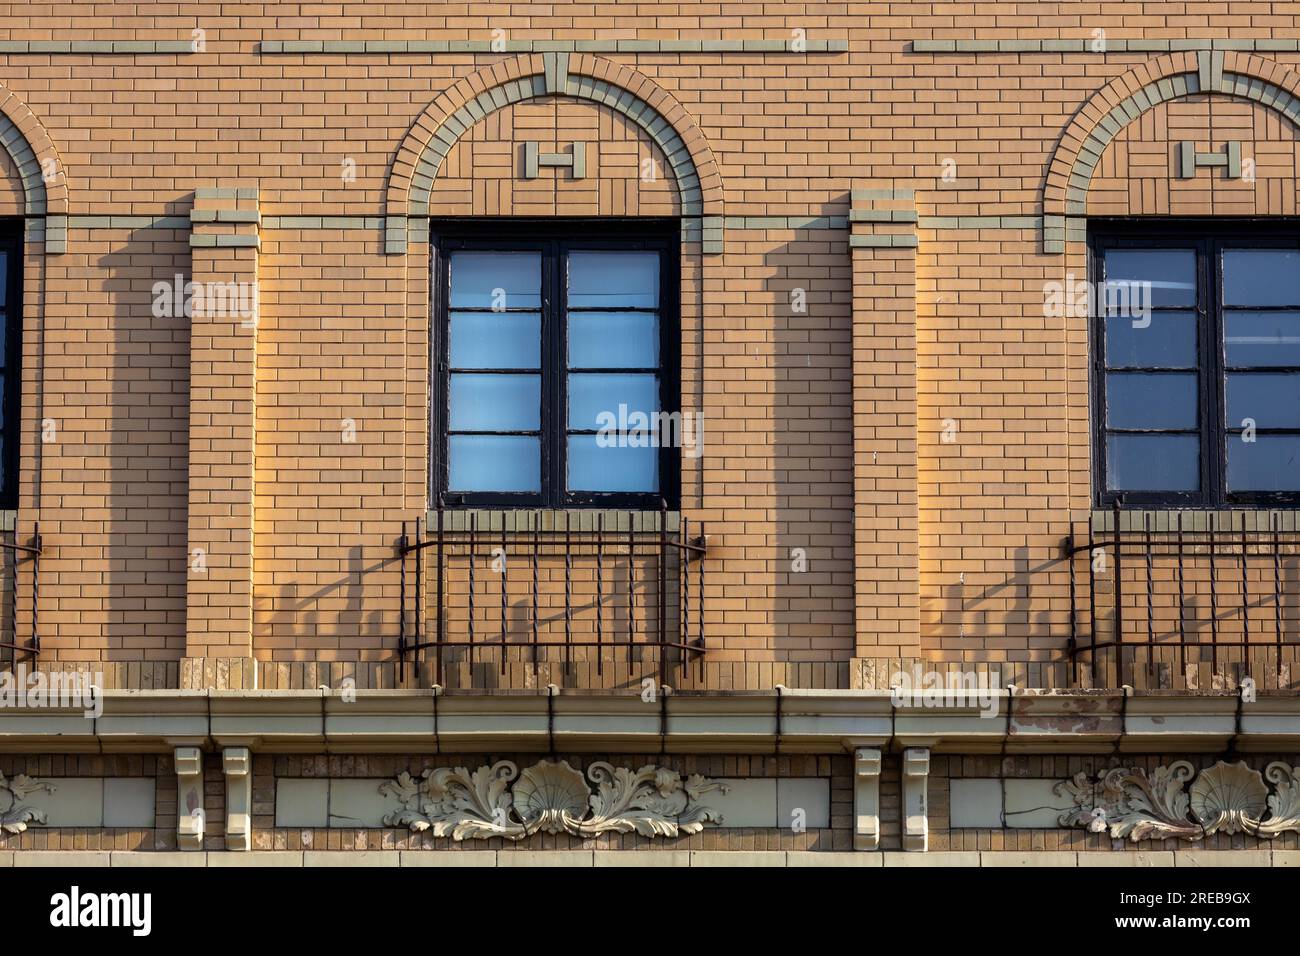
[0,688,1295,755]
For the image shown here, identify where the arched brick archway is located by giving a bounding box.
[383,53,724,253]
[0,84,68,252]
[1042,51,1300,252]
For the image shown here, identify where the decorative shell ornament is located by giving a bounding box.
[512,760,590,834]
[381,759,728,841]
[1058,760,1300,841]
[1189,761,1269,834]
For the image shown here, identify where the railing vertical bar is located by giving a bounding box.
[682,515,690,679]
[436,515,447,686]
[564,510,572,675]
[1210,511,1219,679]
[532,511,539,674]
[468,511,475,674]
[1112,498,1123,688]
[415,515,423,679]
[1087,518,1097,687]
[7,531,17,662]
[399,520,407,685]
[32,523,40,661]
[1274,512,1283,681]
[500,515,508,675]
[1144,511,1154,676]
[596,512,604,677]
[658,499,667,689]
[1176,511,1186,681]
[628,519,636,647]
[1067,527,1077,685]
[415,515,422,675]
[697,520,705,684]
[424,516,436,687]
[1240,511,1250,682]
[433,510,442,688]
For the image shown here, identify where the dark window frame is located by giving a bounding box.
[1090,219,1300,509]
[430,218,680,510]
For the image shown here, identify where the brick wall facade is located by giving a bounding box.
[0,5,1295,696]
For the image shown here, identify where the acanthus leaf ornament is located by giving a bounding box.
[381,759,727,841]
[380,761,519,839]
[0,772,55,834]
[1056,760,1300,841]
[1256,762,1300,837]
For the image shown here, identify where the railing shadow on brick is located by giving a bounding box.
[0,523,40,668]
[1064,503,1300,690]
[397,504,707,690]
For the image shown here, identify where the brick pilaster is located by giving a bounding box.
[849,186,921,683]
[183,187,260,687]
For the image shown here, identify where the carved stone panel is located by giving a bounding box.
[380,759,727,841]
[1057,760,1300,841]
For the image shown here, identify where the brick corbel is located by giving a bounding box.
[902,746,930,851]
[174,745,205,850]
[852,746,883,850]
[183,187,260,687]
[222,746,252,850]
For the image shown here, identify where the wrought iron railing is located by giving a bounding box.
[0,522,41,664]
[1064,503,1300,688]
[397,505,706,687]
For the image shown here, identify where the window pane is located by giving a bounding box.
[1227,435,1300,492]
[567,436,659,492]
[0,250,8,310]
[1222,249,1300,307]
[1104,311,1196,368]
[448,252,541,309]
[567,373,659,431]
[1224,311,1300,367]
[1226,373,1300,429]
[1102,248,1196,309]
[568,252,659,308]
[449,373,540,431]
[449,435,540,492]
[568,312,659,368]
[1105,372,1198,429]
[1106,434,1200,491]
[450,311,540,369]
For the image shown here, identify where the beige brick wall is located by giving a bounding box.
[0,5,1294,690]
